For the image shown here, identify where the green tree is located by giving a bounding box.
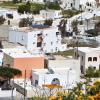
[0,16,6,25]
[62,10,82,18]
[31,3,46,14]
[13,0,18,4]
[18,4,26,14]
[46,2,61,10]
[95,21,100,33]
[85,67,95,78]
[59,19,67,37]
[18,3,45,14]
[19,18,29,27]
[0,67,22,84]
[71,20,79,35]
[18,1,31,14]
[85,67,100,78]
[44,19,53,26]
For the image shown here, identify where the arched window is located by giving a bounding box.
[51,78,60,85]
[93,57,97,61]
[88,57,92,61]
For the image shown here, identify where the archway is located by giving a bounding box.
[51,78,60,85]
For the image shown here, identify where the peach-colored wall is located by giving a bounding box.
[13,57,44,78]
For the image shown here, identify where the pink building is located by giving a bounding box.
[3,48,44,78]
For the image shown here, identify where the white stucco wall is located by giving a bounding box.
[48,58,80,82]
[75,48,100,73]
[0,88,16,98]
[9,27,67,53]
[32,69,77,89]
[61,0,80,10]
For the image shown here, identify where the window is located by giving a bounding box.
[81,65,84,74]
[93,57,97,61]
[51,78,60,85]
[82,56,83,61]
[56,32,60,35]
[45,34,48,36]
[71,3,73,7]
[37,42,42,47]
[35,80,38,86]
[88,57,92,61]
[37,33,42,36]
[51,42,53,45]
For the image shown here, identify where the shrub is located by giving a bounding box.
[19,18,29,27]
[31,3,46,14]
[44,19,53,26]
[0,16,5,25]
[18,3,45,14]
[85,67,100,78]
[18,1,31,14]
[47,2,61,10]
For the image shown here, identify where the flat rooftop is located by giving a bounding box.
[46,55,74,60]
[3,47,44,58]
[9,26,58,33]
[32,68,75,75]
[77,47,100,53]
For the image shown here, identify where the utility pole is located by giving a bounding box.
[24,70,26,100]
[11,77,14,100]
[76,40,79,59]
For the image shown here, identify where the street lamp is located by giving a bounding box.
[24,70,26,100]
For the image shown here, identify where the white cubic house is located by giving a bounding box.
[80,0,97,11]
[40,10,62,20]
[32,68,77,89]
[60,0,80,10]
[74,47,100,74]
[9,26,67,53]
[32,55,80,88]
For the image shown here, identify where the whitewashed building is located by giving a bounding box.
[80,0,97,11]
[32,68,78,89]
[40,10,62,20]
[45,55,80,81]
[60,0,80,10]
[9,26,67,53]
[0,88,16,99]
[74,47,100,74]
